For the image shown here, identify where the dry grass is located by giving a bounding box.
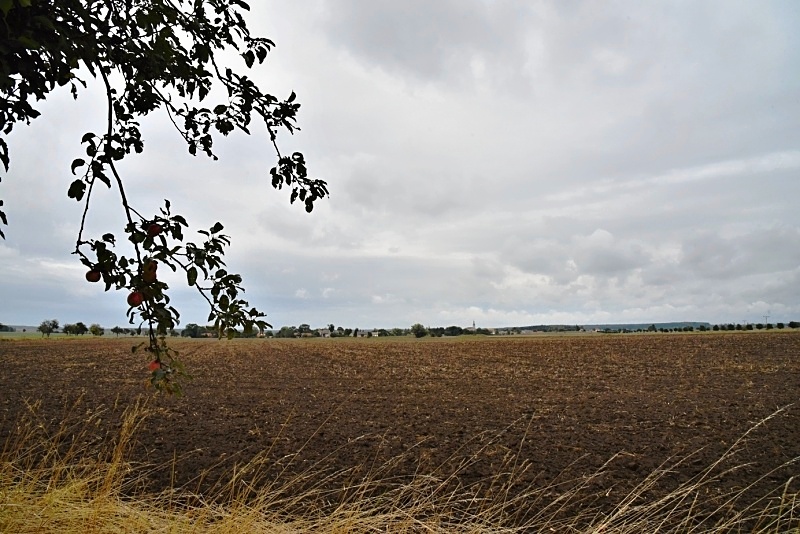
[1,398,797,533]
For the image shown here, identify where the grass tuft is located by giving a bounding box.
[1,399,797,533]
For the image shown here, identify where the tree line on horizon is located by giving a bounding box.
[1,320,798,339]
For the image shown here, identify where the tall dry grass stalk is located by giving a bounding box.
[0,398,797,533]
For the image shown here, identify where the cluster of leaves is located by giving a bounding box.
[1,0,328,392]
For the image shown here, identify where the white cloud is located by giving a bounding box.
[294,289,310,300]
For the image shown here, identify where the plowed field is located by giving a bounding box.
[1,332,798,524]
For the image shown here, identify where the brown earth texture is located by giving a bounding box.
[1,332,798,528]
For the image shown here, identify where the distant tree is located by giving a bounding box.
[328,324,335,333]
[74,322,88,335]
[353,328,359,337]
[62,323,76,335]
[476,328,492,335]
[181,323,200,338]
[111,326,124,337]
[789,321,800,329]
[776,322,785,329]
[89,323,104,336]
[712,324,720,331]
[765,323,773,330]
[275,326,297,338]
[647,324,657,332]
[343,328,353,336]
[444,325,464,336]
[298,323,312,335]
[410,323,427,338]
[756,323,764,330]
[37,319,59,338]
[746,324,754,330]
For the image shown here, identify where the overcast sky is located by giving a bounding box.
[2,1,799,330]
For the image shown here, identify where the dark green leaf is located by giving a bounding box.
[67,180,86,201]
[0,139,9,171]
[243,50,254,68]
[71,158,85,174]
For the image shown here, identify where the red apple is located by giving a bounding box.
[127,291,144,307]
[148,360,160,372]
[146,223,162,237]
[85,270,102,283]
[142,260,158,283]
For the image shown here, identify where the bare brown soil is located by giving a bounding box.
[1,333,798,524]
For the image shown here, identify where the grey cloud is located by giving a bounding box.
[679,227,800,281]
[320,0,531,88]
[496,229,650,281]
[572,231,650,276]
